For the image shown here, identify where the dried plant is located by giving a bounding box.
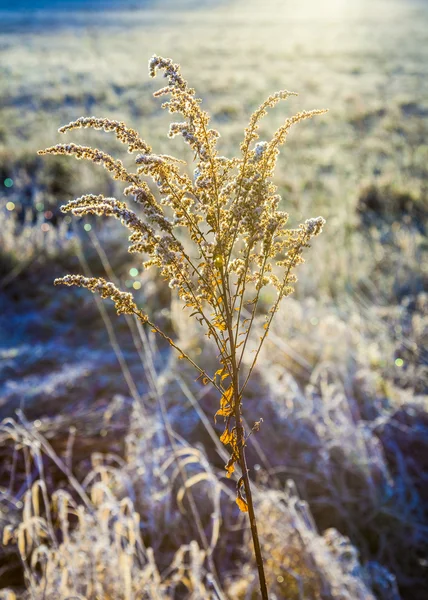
[38,55,326,598]
[0,415,223,600]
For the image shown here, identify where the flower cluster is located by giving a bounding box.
[59,117,151,154]
[54,275,140,316]
[38,143,139,184]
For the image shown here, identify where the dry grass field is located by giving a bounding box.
[0,0,427,598]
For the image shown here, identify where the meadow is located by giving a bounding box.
[0,0,427,598]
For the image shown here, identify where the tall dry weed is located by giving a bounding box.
[37,55,326,598]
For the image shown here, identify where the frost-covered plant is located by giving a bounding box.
[39,55,326,598]
[0,416,222,600]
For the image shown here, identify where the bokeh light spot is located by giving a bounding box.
[41,223,50,232]
[84,223,92,232]
[129,267,138,277]
[395,358,404,367]
[44,210,53,219]
[6,201,15,211]
[4,178,13,188]
[133,281,141,290]
[277,576,284,583]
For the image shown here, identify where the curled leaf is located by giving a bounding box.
[220,427,234,445]
[236,477,248,512]
[214,385,234,422]
[225,454,237,478]
[236,495,248,512]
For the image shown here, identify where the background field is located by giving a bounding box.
[0,0,427,598]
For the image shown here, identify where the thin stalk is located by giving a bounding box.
[138,324,223,590]
[219,263,268,600]
[236,251,270,372]
[240,245,302,397]
[134,310,224,396]
[234,401,269,600]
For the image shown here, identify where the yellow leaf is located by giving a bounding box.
[220,427,234,445]
[236,495,248,512]
[226,462,235,478]
[215,407,232,420]
[236,477,248,511]
[222,385,234,404]
[214,385,234,422]
[225,453,237,478]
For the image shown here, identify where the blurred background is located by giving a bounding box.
[0,0,427,598]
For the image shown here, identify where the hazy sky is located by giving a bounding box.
[0,0,150,10]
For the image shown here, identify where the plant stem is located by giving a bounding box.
[220,255,269,600]
[235,398,269,600]
[218,257,268,599]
